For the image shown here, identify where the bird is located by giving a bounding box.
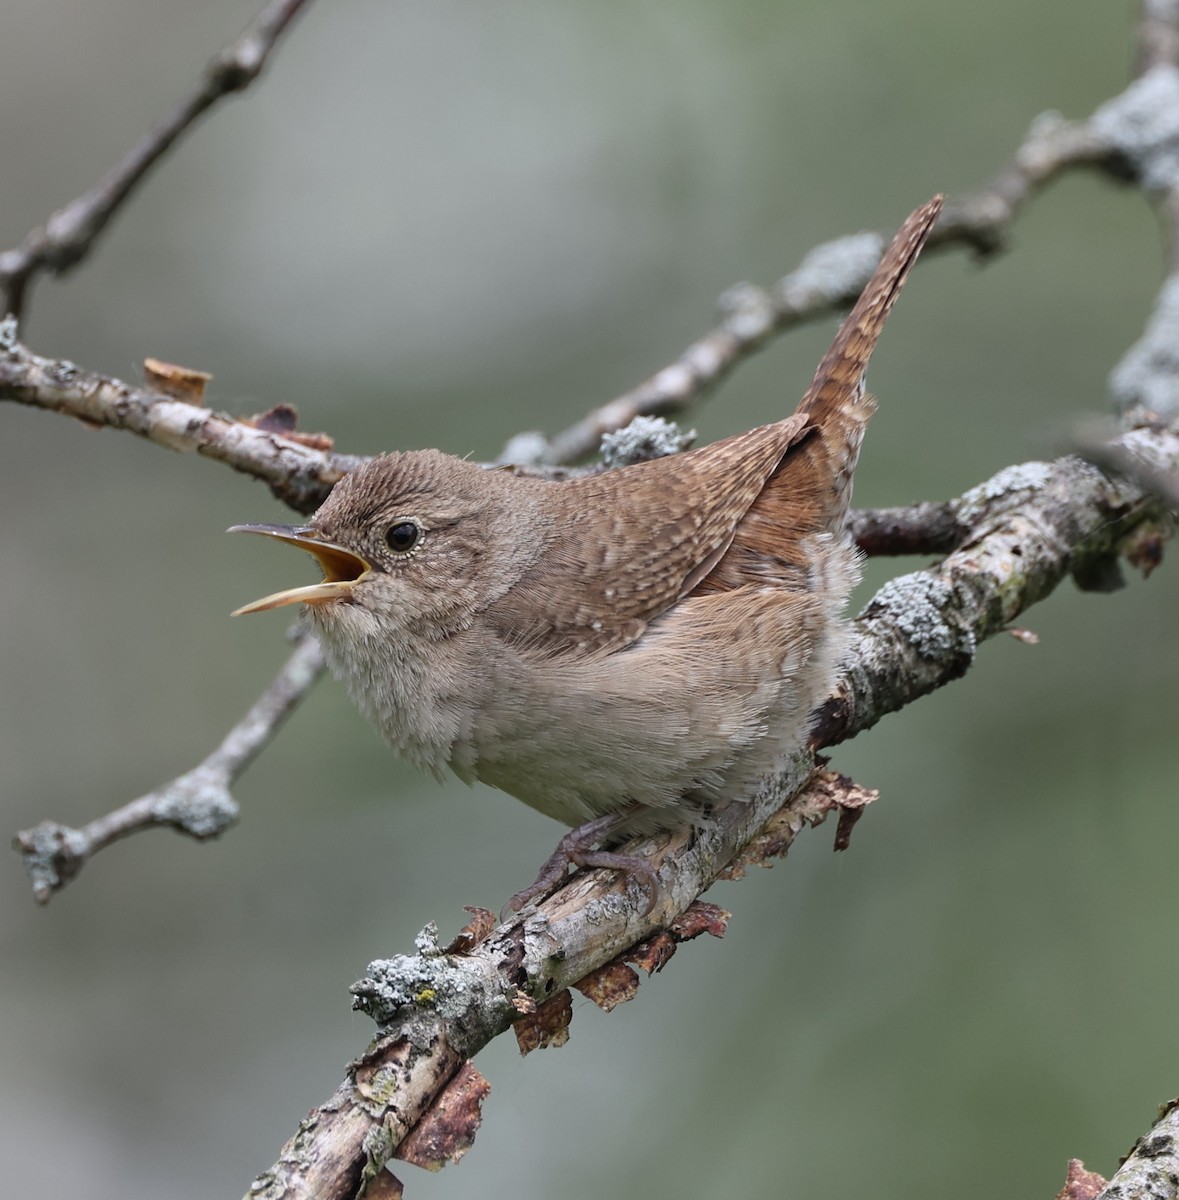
[230,195,941,910]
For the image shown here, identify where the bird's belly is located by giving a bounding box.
[314,577,849,830]
[460,586,846,826]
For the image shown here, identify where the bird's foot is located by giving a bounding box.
[502,810,660,920]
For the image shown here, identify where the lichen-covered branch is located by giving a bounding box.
[1,55,1163,484]
[1074,420,1179,512]
[509,24,1179,471]
[0,0,315,319]
[245,764,857,1200]
[243,418,1178,1200]
[815,424,1179,747]
[12,632,325,903]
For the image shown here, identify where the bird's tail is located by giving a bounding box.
[792,194,942,528]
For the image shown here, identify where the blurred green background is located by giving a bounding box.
[2,1,1176,1197]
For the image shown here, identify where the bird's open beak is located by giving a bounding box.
[228,524,372,615]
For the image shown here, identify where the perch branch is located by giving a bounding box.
[0,0,315,320]
[247,764,855,1200]
[12,631,324,903]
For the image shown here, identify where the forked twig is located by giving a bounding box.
[13,632,324,903]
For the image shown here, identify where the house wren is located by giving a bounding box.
[231,196,941,904]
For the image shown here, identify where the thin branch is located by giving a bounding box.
[0,320,360,513]
[12,632,324,904]
[244,421,1179,1200]
[0,76,1140,485]
[0,0,315,320]
[1099,56,1179,410]
[934,116,1115,259]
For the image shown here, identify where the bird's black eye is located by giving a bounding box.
[385,520,421,554]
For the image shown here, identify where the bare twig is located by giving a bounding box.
[0,74,1140,487]
[12,631,325,903]
[934,116,1115,260]
[1099,56,1179,410]
[0,0,314,320]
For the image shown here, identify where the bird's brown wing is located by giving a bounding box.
[481,414,813,657]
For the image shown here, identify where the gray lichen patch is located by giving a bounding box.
[776,232,885,311]
[352,925,516,1057]
[151,771,239,838]
[1091,64,1179,192]
[498,430,550,467]
[957,461,1053,526]
[862,573,978,663]
[600,416,696,467]
[716,282,775,341]
[14,821,88,899]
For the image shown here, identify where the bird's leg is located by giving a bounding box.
[502,808,661,919]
